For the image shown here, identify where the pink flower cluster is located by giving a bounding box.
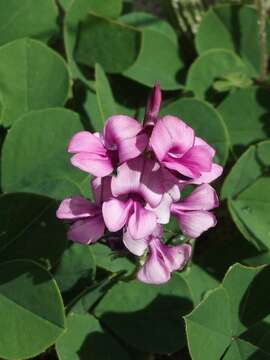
[57,84,222,284]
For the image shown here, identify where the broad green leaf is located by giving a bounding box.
[182,264,220,306]
[185,263,270,360]
[186,49,251,99]
[160,97,229,165]
[56,313,130,360]
[53,243,96,294]
[0,259,66,360]
[0,39,70,127]
[59,0,73,11]
[195,5,270,76]
[1,108,90,199]
[95,63,118,124]
[222,141,270,250]
[185,287,231,360]
[91,243,135,276]
[64,0,123,85]
[76,13,140,73]
[0,193,67,265]
[218,87,270,151]
[124,28,184,90]
[95,274,193,353]
[0,0,58,46]
[121,11,177,44]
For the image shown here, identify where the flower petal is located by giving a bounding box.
[56,197,98,219]
[191,163,223,185]
[143,82,161,127]
[91,176,113,204]
[146,193,172,224]
[128,201,157,239]
[68,216,105,244]
[156,240,192,272]
[150,116,194,161]
[117,132,148,163]
[102,198,133,232]
[175,210,217,238]
[70,152,113,177]
[68,131,105,154]
[172,184,219,212]
[123,228,149,256]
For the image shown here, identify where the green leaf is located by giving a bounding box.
[0,0,58,46]
[186,49,251,99]
[56,313,130,360]
[75,13,140,74]
[121,11,177,44]
[0,193,68,265]
[0,39,70,127]
[222,141,270,250]
[124,28,184,90]
[195,4,270,76]
[0,259,66,360]
[218,87,270,151]
[64,0,123,85]
[160,97,229,165]
[53,243,96,294]
[58,0,72,11]
[185,263,270,360]
[91,243,135,276]
[95,63,118,125]
[95,274,193,353]
[1,108,89,199]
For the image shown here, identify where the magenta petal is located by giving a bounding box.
[150,116,194,161]
[146,193,172,224]
[68,131,105,154]
[194,136,216,157]
[128,202,157,240]
[68,216,105,244]
[157,240,192,272]
[117,132,148,163]
[143,82,162,127]
[91,176,113,204]
[175,210,217,238]
[111,160,141,197]
[123,228,149,256]
[71,153,113,177]
[172,184,219,212]
[56,197,98,219]
[102,198,133,232]
[192,163,223,185]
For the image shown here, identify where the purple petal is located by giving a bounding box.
[155,240,192,272]
[175,210,217,238]
[191,163,223,185]
[91,176,113,204]
[68,131,105,154]
[128,201,157,239]
[146,193,172,224]
[70,153,113,177]
[102,198,133,232]
[150,116,194,161]
[172,184,219,212]
[68,215,105,244]
[123,228,149,256]
[143,82,161,127]
[56,197,99,219]
[117,132,148,163]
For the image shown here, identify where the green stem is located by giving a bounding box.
[256,0,268,81]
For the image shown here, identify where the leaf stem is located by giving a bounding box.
[256,0,268,81]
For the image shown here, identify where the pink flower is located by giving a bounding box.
[68,116,148,177]
[150,116,222,182]
[171,184,219,238]
[102,156,180,240]
[143,81,161,127]
[56,177,112,244]
[136,226,191,284]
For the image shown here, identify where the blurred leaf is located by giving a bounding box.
[91,243,135,276]
[95,63,118,124]
[58,0,72,11]
[160,97,229,165]
[53,243,96,294]
[121,11,177,44]
[195,4,270,76]
[64,0,123,86]
[218,87,270,151]
[0,0,58,46]
[76,13,140,74]
[0,39,70,127]
[124,28,184,90]
[186,49,251,99]
[1,108,90,199]
[185,263,270,360]
[213,72,252,92]
[0,259,66,360]
[56,313,131,360]
[95,274,193,353]
[0,193,67,265]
